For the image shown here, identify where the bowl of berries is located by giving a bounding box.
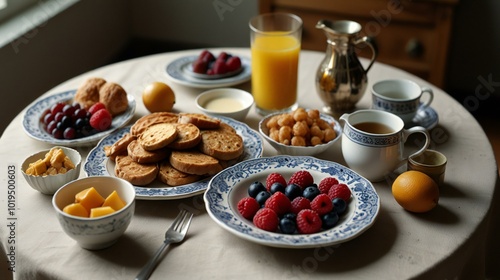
[204,155,380,248]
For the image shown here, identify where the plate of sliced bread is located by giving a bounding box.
[84,113,263,200]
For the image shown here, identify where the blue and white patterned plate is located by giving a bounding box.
[85,116,263,200]
[204,155,380,248]
[22,90,136,147]
[166,55,251,88]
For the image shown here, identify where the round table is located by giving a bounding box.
[0,48,498,280]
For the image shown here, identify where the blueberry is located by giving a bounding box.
[321,212,339,229]
[279,217,297,234]
[255,191,271,206]
[285,183,302,200]
[248,181,266,198]
[303,186,320,200]
[283,213,296,221]
[270,182,285,194]
[332,198,347,215]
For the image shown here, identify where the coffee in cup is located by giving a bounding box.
[340,109,430,182]
[371,79,433,125]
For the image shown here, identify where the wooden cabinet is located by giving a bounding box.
[259,0,458,87]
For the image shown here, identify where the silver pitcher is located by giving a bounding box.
[315,20,377,116]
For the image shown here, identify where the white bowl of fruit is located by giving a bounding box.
[52,176,135,250]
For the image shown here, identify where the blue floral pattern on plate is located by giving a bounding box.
[22,90,136,147]
[84,116,263,200]
[204,155,380,248]
[166,55,251,88]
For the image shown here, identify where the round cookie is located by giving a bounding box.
[138,123,178,151]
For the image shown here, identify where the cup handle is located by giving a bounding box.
[420,87,434,109]
[402,126,430,160]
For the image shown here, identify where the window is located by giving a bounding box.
[0,0,38,23]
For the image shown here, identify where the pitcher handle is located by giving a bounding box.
[402,126,430,160]
[354,36,378,73]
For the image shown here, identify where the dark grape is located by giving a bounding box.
[43,113,54,125]
[63,127,76,139]
[51,128,63,139]
[51,102,65,115]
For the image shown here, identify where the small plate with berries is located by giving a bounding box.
[23,90,136,147]
[204,155,380,248]
[166,51,251,88]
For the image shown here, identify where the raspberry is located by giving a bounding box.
[266,173,287,192]
[318,177,339,194]
[264,192,291,216]
[290,196,310,214]
[253,208,279,232]
[288,170,314,189]
[89,108,112,131]
[296,209,322,234]
[328,183,351,202]
[237,197,260,219]
[88,102,106,115]
[310,194,333,215]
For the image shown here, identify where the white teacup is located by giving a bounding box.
[371,79,433,125]
[340,109,430,182]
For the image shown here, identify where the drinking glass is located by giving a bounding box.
[249,13,302,115]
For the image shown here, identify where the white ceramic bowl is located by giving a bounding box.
[52,176,136,250]
[196,88,254,121]
[258,112,342,156]
[21,146,81,195]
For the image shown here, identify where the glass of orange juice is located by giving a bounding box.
[249,13,302,115]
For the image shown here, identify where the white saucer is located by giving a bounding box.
[407,105,439,129]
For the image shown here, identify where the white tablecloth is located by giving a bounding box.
[0,49,498,280]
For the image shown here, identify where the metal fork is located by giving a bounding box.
[135,209,194,280]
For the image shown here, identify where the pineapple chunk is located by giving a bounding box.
[90,206,116,218]
[102,190,126,211]
[26,159,47,175]
[63,156,75,169]
[75,187,105,213]
[49,148,65,169]
[63,203,89,218]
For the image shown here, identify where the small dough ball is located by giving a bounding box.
[99,82,128,116]
[74,77,106,110]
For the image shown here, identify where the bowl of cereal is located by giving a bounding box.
[258,108,342,156]
[21,146,81,195]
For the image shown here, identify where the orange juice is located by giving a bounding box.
[251,33,300,112]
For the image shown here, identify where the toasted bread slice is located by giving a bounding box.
[199,130,244,161]
[138,123,178,151]
[127,140,169,164]
[131,112,179,136]
[157,161,202,186]
[104,133,136,161]
[115,155,158,186]
[169,150,222,176]
[178,113,221,129]
[167,123,201,150]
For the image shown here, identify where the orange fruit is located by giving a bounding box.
[392,170,439,213]
[142,82,176,113]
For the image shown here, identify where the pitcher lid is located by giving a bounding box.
[316,20,362,36]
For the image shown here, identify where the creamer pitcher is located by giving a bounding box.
[315,20,377,116]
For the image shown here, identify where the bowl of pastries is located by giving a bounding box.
[259,108,342,156]
[21,146,81,194]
